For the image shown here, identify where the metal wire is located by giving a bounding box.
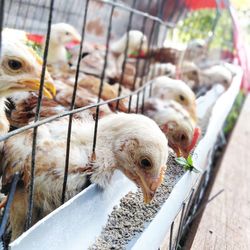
[0,79,155,143]
[0,173,20,239]
[61,0,90,204]
[115,0,136,111]
[92,3,115,156]
[169,221,174,250]
[128,0,152,113]
[26,0,55,230]
[97,0,175,28]
[175,203,186,250]
[0,0,4,57]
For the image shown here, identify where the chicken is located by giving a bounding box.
[148,63,176,80]
[110,30,148,57]
[150,39,206,65]
[0,36,55,140]
[183,39,207,62]
[3,23,81,66]
[143,98,200,158]
[180,61,234,92]
[149,76,197,122]
[45,23,81,65]
[7,71,129,128]
[69,30,147,87]
[200,64,233,88]
[1,113,169,240]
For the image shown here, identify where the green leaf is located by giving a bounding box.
[192,167,200,173]
[175,157,188,166]
[187,155,193,166]
[176,156,200,173]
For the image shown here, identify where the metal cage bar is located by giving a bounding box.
[61,0,90,204]
[26,0,55,230]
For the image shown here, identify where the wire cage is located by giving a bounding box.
[0,0,236,249]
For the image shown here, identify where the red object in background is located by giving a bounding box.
[185,0,226,9]
[26,33,44,44]
[230,7,250,91]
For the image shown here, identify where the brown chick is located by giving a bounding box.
[143,98,200,158]
[0,36,55,142]
[2,113,169,240]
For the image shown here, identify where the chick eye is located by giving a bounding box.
[140,158,152,169]
[8,59,22,71]
[180,134,186,141]
[223,79,228,85]
[65,32,70,35]
[192,71,197,76]
[179,95,185,101]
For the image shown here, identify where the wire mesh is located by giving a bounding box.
[0,0,235,248]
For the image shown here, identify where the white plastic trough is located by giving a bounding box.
[10,66,243,250]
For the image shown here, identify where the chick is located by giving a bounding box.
[144,98,200,158]
[2,113,169,240]
[150,76,197,122]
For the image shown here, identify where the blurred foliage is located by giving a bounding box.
[231,0,250,10]
[223,90,246,135]
[26,40,43,57]
[169,9,234,51]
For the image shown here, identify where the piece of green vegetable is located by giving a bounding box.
[175,155,200,173]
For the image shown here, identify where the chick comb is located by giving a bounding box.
[26,33,44,44]
[188,127,201,152]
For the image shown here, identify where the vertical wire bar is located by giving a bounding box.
[142,18,164,103]
[13,0,24,28]
[0,0,4,58]
[175,203,186,250]
[92,4,115,155]
[191,171,207,216]
[169,221,174,250]
[61,0,90,204]
[148,0,168,82]
[57,0,66,22]
[167,0,178,22]
[21,0,32,29]
[0,173,20,238]
[38,0,50,33]
[148,22,168,97]
[4,0,12,25]
[127,0,152,113]
[25,0,54,230]
[115,0,136,111]
[136,19,156,114]
[182,188,195,230]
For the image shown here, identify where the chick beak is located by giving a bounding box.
[138,167,165,204]
[18,78,56,99]
[168,141,182,158]
[179,148,189,159]
[71,33,81,45]
[66,34,81,49]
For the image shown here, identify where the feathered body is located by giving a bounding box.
[144,98,200,157]
[150,76,197,122]
[2,113,168,240]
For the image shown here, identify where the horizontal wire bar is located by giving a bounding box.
[94,0,176,28]
[0,79,154,142]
